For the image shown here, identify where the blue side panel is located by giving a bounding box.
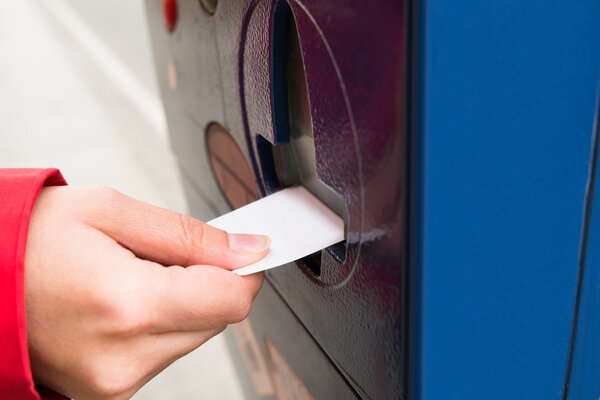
[414,1,600,399]
[567,84,600,399]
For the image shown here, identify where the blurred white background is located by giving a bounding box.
[0,0,243,398]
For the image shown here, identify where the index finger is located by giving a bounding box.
[88,188,270,269]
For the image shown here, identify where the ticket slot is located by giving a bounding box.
[256,1,349,276]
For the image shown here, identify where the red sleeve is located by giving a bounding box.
[0,169,67,400]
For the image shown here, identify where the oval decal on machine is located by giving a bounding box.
[206,122,261,209]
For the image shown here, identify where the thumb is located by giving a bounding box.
[90,188,270,269]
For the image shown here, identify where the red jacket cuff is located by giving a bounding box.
[0,169,67,400]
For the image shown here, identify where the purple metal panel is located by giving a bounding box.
[243,1,275,146]
[239,1,406,398]
[145,0,406,398]
[224,281,360,399]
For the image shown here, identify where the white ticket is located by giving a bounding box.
[208,186,344,276]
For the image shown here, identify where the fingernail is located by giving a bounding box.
[228,233,271,253]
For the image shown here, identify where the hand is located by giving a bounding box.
[25,186,269,400]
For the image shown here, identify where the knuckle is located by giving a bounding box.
[228,296,253,324]
[177,214,206,258]
[215,325,227,335]
[83,360,139,398]
[113,310,146,336]
[91,185,120,202]
[118,306,150,336]
[83,186,123,213]
[99,291,150,336]
[63,185,123,222]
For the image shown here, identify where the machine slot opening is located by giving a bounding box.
[267,0,348,276]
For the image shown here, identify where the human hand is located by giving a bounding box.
[25,186,269,400]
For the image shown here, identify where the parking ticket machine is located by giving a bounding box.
[145,0,600,398]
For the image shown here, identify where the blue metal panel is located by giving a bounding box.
[566,83,600,399]
[413,1,600,399]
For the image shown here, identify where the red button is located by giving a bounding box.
[163,0,177,32]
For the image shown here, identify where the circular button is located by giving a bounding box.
[162,0,178,32]
[200,0,218,15]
